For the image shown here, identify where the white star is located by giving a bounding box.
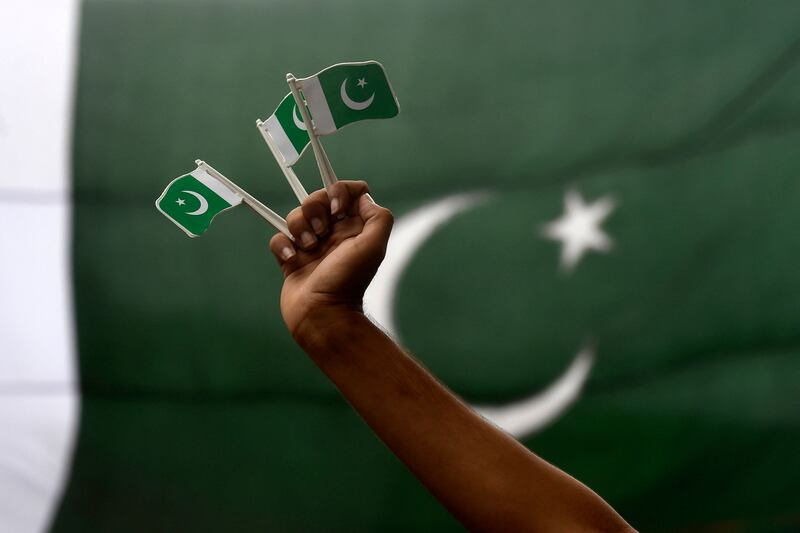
[542,189,616,273]
[176,198,186,206]
[356,78,367,88]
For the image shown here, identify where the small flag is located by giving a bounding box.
[155,166,243,237]
[259,93,311,166]
[300,60,399,135]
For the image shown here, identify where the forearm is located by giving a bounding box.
[295,308,633,532]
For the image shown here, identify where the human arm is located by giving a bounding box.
[268,181,635,532]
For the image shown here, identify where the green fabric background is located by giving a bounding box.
[53,0,800,531]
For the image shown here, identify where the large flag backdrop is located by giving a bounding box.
[2,0,800,531]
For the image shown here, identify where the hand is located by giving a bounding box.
[268,185,634,533]
[269,180,394,340]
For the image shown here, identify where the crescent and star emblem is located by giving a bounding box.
[340,77,375,111]
[292,105,307,131]
[181,190,209,216]
[364,189,615,438]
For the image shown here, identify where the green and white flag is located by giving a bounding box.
[259,93,310,166]
[300,61,399,135]
[155,166,243,237]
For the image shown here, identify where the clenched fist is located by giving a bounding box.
[269,180,393,340]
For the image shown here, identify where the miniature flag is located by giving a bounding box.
[300,61,399,135]
[155,166,242,237]
[260,93,310,166]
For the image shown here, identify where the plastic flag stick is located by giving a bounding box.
[256,119,309,203]
[195,159,293,240]
[286,73,338,190]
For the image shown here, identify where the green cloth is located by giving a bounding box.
[53,0,800,531]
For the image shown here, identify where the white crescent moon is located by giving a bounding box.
[340,78,375,111]
[292,105,307,131]
[182,190,209,216]
[363,193,595,438]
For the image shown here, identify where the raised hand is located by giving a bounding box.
[268,180,393,338]
[268,180,634,533]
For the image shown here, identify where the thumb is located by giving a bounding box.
[357,193,394,252]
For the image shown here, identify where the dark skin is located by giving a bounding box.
[269,181,635,532]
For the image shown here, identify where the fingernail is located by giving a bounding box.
[311,217,325,235]
[281,247,295,260]
[301,231,316,248]
[364,193,376,204]
[330,197,340,215]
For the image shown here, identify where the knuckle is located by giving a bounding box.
[301,198,324,216]
[378,206,394,223]
[286,208,308,230]
[269,233,286,248]
[286,206,304,222]
[269,237,291,257]
[305,189,328,206]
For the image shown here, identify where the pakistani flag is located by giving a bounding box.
[5,1,800,532]
[300,61,399,135]
[259,93,310,166]
[155,166,243,237]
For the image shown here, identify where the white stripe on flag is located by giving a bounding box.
[300,75,336,135]
[192,168,244,206]
[262,115,301,166]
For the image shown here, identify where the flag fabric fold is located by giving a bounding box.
[260,93,311,166]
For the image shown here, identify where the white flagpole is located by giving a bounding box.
[195,159,294,241]
[255,119,309,203]
[286,73,338,190]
